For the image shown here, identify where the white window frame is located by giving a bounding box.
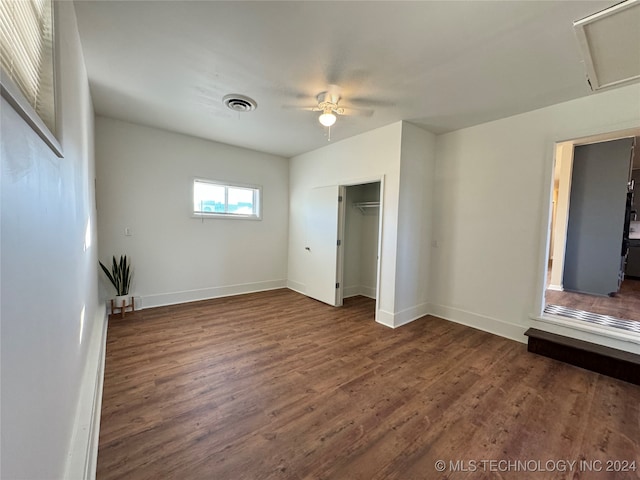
[0,0,62,157]
[192,178,262,220]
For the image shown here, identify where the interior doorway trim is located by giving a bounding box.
[336,175,385,323]
[531,126,640,346]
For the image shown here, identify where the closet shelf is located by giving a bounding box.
[353,201,380,214]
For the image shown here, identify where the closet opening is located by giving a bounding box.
[337,181,382,317]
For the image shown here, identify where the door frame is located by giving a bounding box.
[534,128,640,343]
[336,176,385,321]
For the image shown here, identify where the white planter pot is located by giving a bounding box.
[114,295,130,308]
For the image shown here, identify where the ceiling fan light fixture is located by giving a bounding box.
[319,112,336,127]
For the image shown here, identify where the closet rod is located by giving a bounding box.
[353,201,380,214]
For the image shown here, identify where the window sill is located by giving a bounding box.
[191,213,262,221]
[1,69,63,158]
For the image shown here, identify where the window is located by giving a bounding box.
[0,0,61,156]
[193,179,261,220]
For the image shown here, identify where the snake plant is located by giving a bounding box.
[99,255,132,296]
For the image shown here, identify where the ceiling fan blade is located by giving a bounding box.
[282,105,322,112]
[348,96,397,108]
[337,106,374,117]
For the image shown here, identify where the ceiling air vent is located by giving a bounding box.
[223,94,257,112]
[574,0,640,91]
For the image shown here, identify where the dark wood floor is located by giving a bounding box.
[98,290,640,480]
[546,275,640,323]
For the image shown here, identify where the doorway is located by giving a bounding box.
[340,182,381,303]
[544,130,640,330]
[303,178,383,321]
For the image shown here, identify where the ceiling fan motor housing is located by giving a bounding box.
[316,91,344,115]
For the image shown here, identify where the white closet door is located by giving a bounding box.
[304,185,340,306]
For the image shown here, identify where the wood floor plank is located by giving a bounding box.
[97,290,640,479]
[546,277,640,323]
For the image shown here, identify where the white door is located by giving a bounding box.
[304,185,341,306]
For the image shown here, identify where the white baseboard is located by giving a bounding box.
[547,284,564,291]
[359,285,376,299]
[430,303,528,344]
[139,279,287,309]
[286,280,305,296]
[65,304,108,480]
[343,285,376,299]
[343,285,360,298]
[374,303,430,328]
[393,303,431,328]
[376,309,394,328]
[288,286,527,345]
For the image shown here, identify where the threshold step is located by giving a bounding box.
[524,328,640,385]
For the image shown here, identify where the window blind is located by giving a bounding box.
[0,0,55,134]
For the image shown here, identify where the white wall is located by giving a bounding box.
[394,122,436,325]
[288,121,437,327]
[343,186,364,297]
[1,2,103,478]
[288,122,402,324]
[343,183,380,299]
[430,82,640,352]
[359,212,380,298]
[95,117,289,308]
[358,184,380,298]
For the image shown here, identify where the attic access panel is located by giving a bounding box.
[574,0,640,90]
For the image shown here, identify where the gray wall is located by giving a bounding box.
[564,138,633,296]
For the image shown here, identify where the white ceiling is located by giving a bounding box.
[73,0,626,158]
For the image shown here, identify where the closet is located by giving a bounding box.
[342,182,380,300]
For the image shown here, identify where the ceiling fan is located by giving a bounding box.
[288,85,374,129]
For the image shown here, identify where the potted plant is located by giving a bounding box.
[100,255,132,308]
